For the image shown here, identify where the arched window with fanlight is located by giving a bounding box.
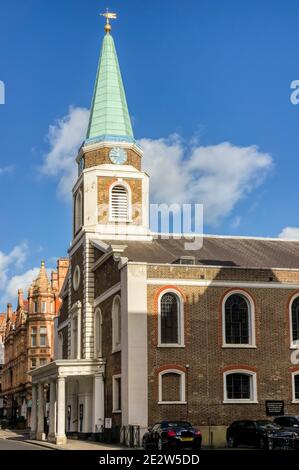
[109,184,130,222]
[159,291,184,346]
[291,296,299,346]
[112,296,121,352]
[74,189,83,234]
[223,292,255,347]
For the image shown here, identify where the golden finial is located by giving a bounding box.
[100,8,117,34]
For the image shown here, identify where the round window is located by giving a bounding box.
[73,265,81,291]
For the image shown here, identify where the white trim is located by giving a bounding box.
[147,279,299,290]
[292,371,299,403]
[72,265,81,292]
[289,293,299,348]
[69,235,85,256]
[158,369,186,404]
[158,289,184,347]
[223,369,258,404]
[112,295,121,353]
[94,283,121,307]
[109,180,132,223]
[222,290,256,348]
[112,374,122,413]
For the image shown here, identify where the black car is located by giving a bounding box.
[142,421,202,451]
[274,415,299,434]
[226,420,281,449]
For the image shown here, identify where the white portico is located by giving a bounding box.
[29,359,105,445]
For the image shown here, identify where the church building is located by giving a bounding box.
[30,15,299,446]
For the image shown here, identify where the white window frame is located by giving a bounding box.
[109,181,132,223]
[39,327,47,347]
[289,293,299,349]
[112,374,122,413]
[223,369,258,404]
[158,369,186,405]
[31,327,37,347]
[112,295,121,353]
[158,289,185,348]
[74,189,83,234]
[292,372,299,403]
[222,290,256,348]
[41,301,47,313]
[94,307,103,358]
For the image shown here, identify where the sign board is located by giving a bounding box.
[266,400,284,416]
[105,418,112,429]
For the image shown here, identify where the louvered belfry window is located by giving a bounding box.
[111,185,129,221]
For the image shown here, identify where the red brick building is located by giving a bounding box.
[0,260,68,426]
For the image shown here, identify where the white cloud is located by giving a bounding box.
[41,106,89,201]
[0,242,28,291]
[2,268,40,305]
[0,165,14,176]
[279,227,299,240]
[139,137,273,225]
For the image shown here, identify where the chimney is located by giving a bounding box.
[57,258,69,292]
[18,289,24,308]
[7,303,13,321]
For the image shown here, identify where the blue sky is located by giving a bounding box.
[1,0,299,308]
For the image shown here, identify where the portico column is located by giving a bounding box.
[30,384,37,439]
[92,373,105,434]
[56,376,67,445]
[48,380,56,442]
[36,383,45,441]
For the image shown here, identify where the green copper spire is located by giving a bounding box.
[85,28,134,145]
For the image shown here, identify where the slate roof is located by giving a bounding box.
[103,236,299,269]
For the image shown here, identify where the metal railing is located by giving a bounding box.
[94,424,140,448]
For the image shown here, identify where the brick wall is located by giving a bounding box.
[147,265,299,426]
[94,255,120,298]
[97,177,142,225]
[84,146,141,171]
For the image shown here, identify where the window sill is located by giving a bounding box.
[222,344,256,349]
[158,344,185,348]
[223,400,258,404]
[158,401,187,405]
[292,400,299,404]
[290,345,299,350]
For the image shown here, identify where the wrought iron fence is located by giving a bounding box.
[94,424,140,447]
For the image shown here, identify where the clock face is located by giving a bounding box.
[109,147,127,165]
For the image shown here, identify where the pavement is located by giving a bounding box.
[0,429,128,451]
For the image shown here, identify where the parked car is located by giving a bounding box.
[273,416,299,435]
[142,421,202,451]
[226,420,281,449]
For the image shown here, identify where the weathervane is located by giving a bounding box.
[100,8,117,34]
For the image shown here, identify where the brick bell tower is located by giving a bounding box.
[72,16,151,242]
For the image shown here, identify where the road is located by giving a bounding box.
[0,438,50,450]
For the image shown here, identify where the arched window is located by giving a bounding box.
[112,296,121,352]
[94,308,103,358]
[74,189,83,234]
[158,369,186,404]
[291,297,299,346]
[292,373,299,402]
[110,184,129,222]
[224,370,257,403]
[159,292,184,346]
[223,292,255,346]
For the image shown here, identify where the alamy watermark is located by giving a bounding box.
[96,202,204,251]
[0,81,5,105]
